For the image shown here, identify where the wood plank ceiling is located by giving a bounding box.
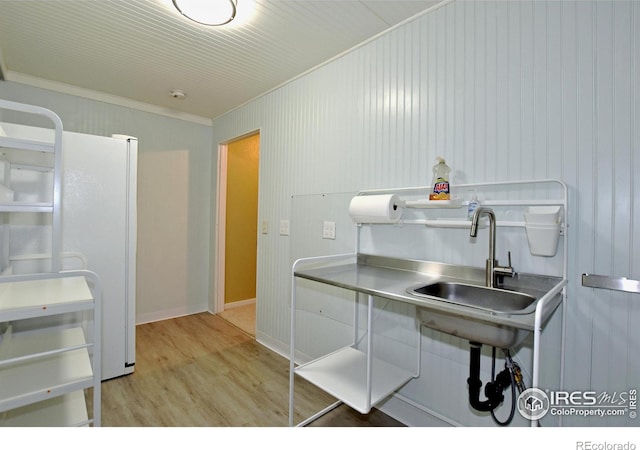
[0,0,444,120]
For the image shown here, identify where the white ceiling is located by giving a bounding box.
[0,0,444,121]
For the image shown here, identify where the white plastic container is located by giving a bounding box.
[525,224,560,256]
[524,206,562,256]
[524,206,561,225]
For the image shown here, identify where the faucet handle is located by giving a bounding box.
[494,251,516,281]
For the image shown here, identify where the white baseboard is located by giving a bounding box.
[224,298,256,310]
[377,394,460,427]
[255,331,290,361]
[136,304,207,325]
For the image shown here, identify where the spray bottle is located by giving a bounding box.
[467,191,480,220]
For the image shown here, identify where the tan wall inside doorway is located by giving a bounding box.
[224,133,259,304]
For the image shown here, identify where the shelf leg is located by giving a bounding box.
[295,400,343,427]
[352,291,359,345]
[365,294,373,413]
[289,271,297,427]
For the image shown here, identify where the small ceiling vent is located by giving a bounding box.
[170,89,186,99]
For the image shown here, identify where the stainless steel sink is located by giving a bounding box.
[408,281,537,314]
[295,254,565,350]
[407,281,538,348]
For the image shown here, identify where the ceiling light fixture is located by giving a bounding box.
[172,0,237,26]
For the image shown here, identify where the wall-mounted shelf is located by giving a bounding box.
[404,199,462,209]
[370,180,567,259]
[401,218,488,228]
[354,180,567,240]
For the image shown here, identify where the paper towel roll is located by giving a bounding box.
[349,194,403,224]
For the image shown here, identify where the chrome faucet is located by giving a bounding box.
[470,206,515,288]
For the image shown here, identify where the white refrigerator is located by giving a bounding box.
[0,121,137,380]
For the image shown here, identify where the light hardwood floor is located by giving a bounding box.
[217,302,255,337]
[101,312,404,427]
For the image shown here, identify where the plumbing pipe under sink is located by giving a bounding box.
[467,342,525,426]
[467,342,505,412]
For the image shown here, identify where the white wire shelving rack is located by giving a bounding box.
[0,99,102,426]
[289,179,568,427]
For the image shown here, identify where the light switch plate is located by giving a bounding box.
[322,221,336,239]
[279,220,290,236]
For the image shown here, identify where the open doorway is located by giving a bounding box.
[215,131,259,337]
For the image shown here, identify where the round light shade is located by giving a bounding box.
[173,0,237,26]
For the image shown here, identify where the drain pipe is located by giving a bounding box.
[467,342,504,412]
[468,342,524,426]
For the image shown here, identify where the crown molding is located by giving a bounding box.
[5,71,213,126]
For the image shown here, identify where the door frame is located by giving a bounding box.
[214,142,228,314]
[214,130,260,314]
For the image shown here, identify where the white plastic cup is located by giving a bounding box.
[524,206,561,225]
[525,223,560,256]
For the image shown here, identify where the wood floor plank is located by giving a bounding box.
[101,312,404,427]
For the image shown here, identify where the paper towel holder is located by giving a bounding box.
[348,194,405,224]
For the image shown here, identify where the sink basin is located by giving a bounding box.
[295,253,564,350]
[409,281,537,314]
[407,281,538,348]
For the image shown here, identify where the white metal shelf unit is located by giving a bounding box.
[0,270,102,427]
[0,100,101,426]
[289,253,422,426]
[290,179,568,427]
[0,99,63,272]
[354,179,568,425]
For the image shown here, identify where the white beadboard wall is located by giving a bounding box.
[211,0,640,427]
[0,80,214,324]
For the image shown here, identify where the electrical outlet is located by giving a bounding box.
[261,221,268,234]
[322,221,336,239]
[279,220,290,236]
